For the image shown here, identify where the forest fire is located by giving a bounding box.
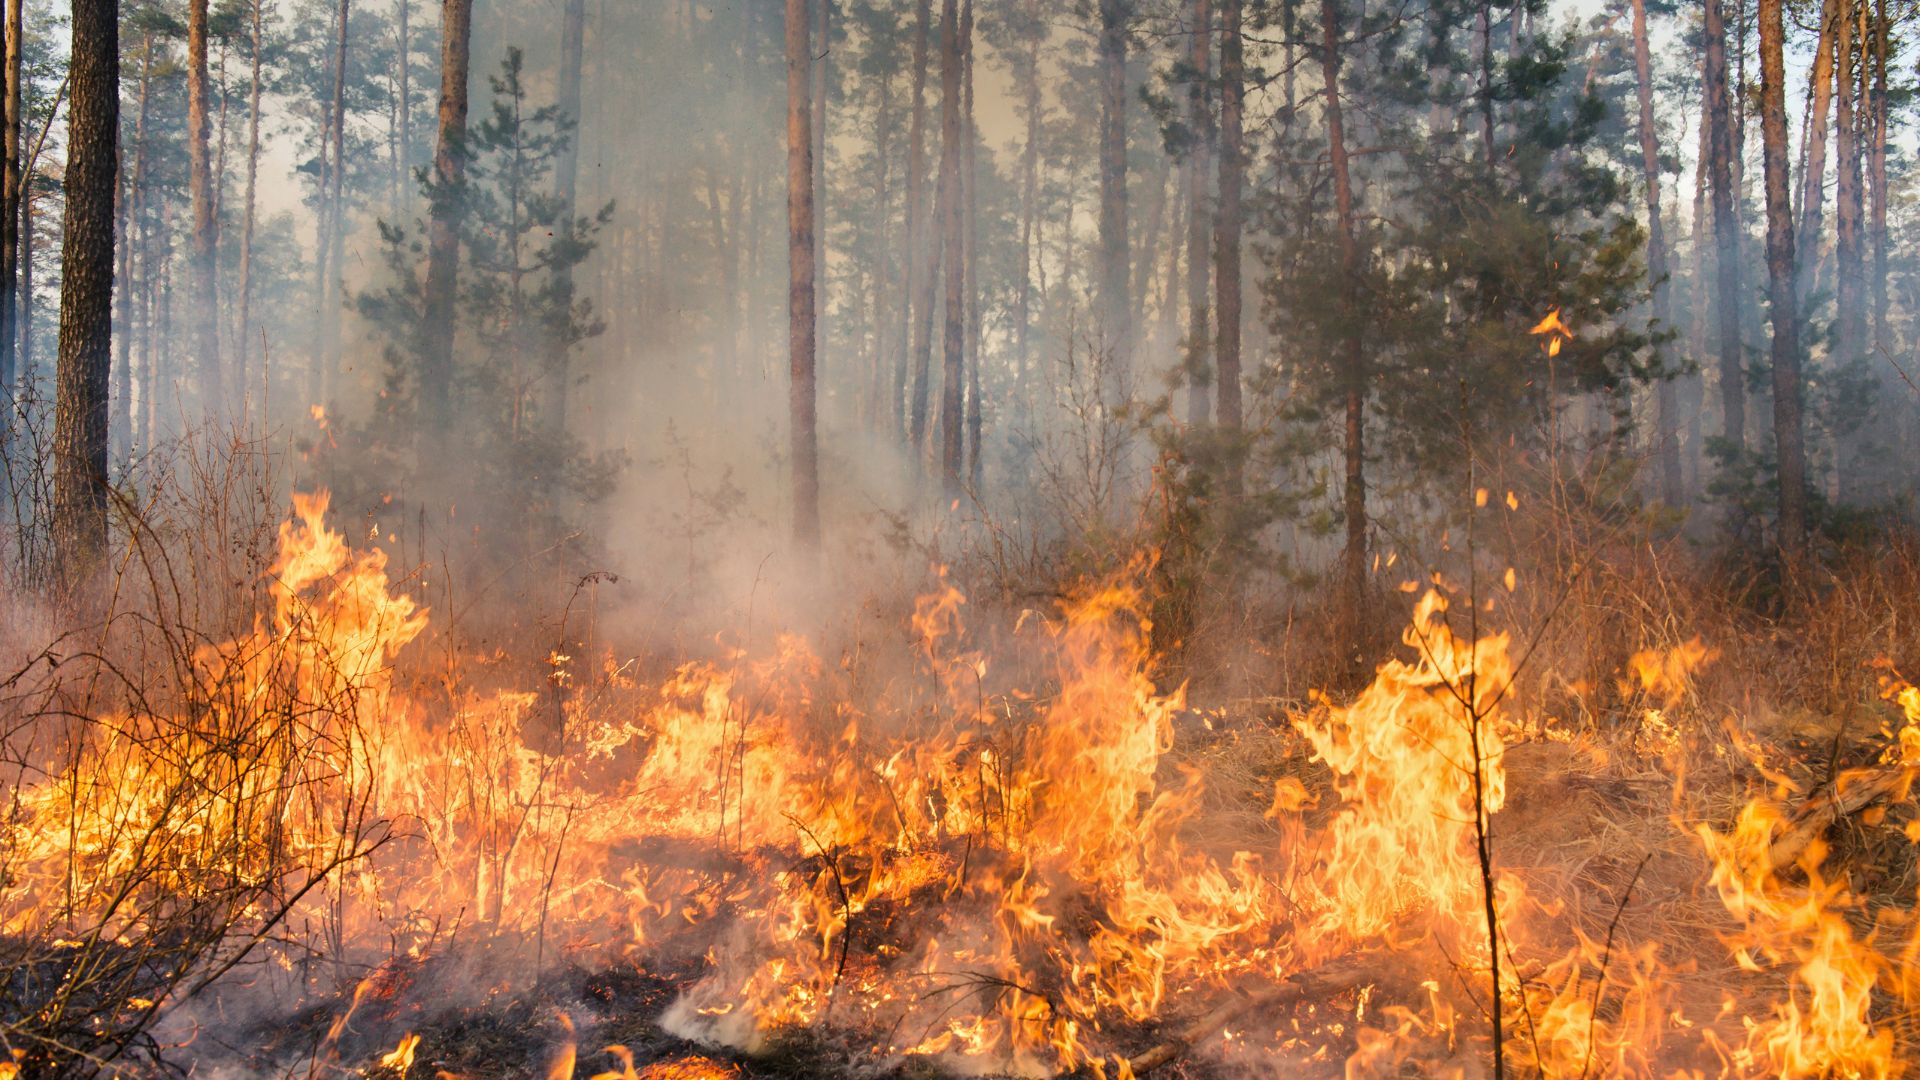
[5,0,1920,1068]
[4,494,1919,1078]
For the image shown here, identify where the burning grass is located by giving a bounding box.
[4,492,1920,1077]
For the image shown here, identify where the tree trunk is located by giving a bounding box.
[16,168,27,389]
[1704,0,1744,453]
[547,0,585,435]
[115,33,154,458]
[904,0,937,452]
[1758,0,1806,572]
[1631,0,1680,504]
[1834,0,1864,379]
[1732,0,1748,218]
[420,0,473,458]
[188,0,223,415]
[320,0,350,405]
[1687,81,1710,492]
[1795,0,1840,305]
[936,0,965,497]
[863,77,895,435]
[214,43,230,252]
[53,0,118,591]
[1867,0,1888,360]
[786,0,820,544]
[1014,0,1040,433]
[804,0,827,393]
[1,0,20,399]
[397,0,410,213]
[962,0,982,491]
[1476,0,1495,165]
[1214,0,1244,488]
[1321,0,1368,660]
[1184,0,1213,426]
[1827,0,1858,361]
[1097,0,1132,402]
[238,0,263,405]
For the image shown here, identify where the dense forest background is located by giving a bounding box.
[3,0,1917,662]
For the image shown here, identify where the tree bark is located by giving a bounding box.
[1867,0,1888,362]
[1758,0,1807,572]
[188,0,223,415]
[1214,0,1244,489]
[811,0,829,390]
[53,0,118,591]
[115,33,154,458]
[936,0,965,497]
[548,0,586,435]
[1184,0,1213,427]
[863,76,895,435]
[1097,0,1132,402]
[397,0,411,212]
[1834,0,1862,361]
[1795,0,1840,306]
[321,0,350,404]
[904,0,937,452]
[238,0,263,404]
[420,0,473,459]
[1321,0,1368,660]
[1631,0,1680,504]
[1704,0,1744,452]
[1014,0,1040,434]
[962,0,982,491]
[787,0,821,544]
[1,0,20,399]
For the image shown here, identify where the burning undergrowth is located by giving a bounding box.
[4,493,1920,1078]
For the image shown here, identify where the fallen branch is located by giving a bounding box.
[1122,958,1372,1076]
[1767,764,1917,874]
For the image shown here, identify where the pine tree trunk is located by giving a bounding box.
[319,0,350,406]
[1796,0,1840,304]
[117,34,155,459]
[1097,0,1131,402]
[936,0,965,497]
[16,171,27,388]
[1758,0,1806,571]
[1476,0,1495,165]
[1214,0,1244,487]
[1184,0,1213,427]
[1321,0,1368,661]
[548,0,585,435]
[811,0,829,391]
[53,0,118,592]
[238,0,263,404]
[1014,0,1040,434]
[903,0,936,451]
[786,0,820,544]
[1,0,20,399]
[962,0,982,491]
[863,77,894,434]
[214,44,230,250]
[398,0,411,204]
[1731,0,1748,218]
[1631,0,1680,504]
[1868,0,1888,360]
[188,0,223,415]
[421,0,473,456]
[1837,0,1872,498]
[1687,83,1710,491]
[1704,0,1744,452]
[1834,0,1864,376]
